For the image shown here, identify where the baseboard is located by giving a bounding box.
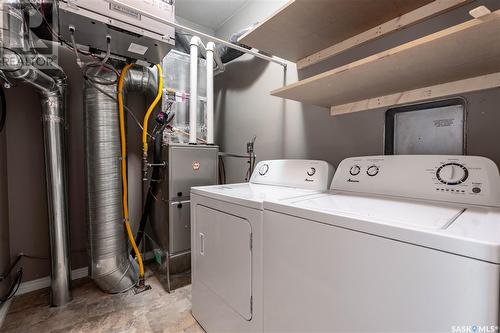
[17,266,89,296]
[17,251,156,296]
[0,299,12,329]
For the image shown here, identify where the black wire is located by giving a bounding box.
[30,0,93,57]
[0,86,5,133]
[0,47,24,73]
[0,268,22,303]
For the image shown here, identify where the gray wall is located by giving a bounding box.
[214,0,500,183]
[0,123,9,295]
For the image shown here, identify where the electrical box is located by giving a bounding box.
[58,0,175,64]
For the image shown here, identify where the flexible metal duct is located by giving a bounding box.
[0,0,71,306]
[84,65,157,293]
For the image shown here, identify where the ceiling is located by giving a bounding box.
[175,0,251,31]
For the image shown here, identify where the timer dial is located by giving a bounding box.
[367,165,379,177]
[307,167,316,176]
[258,164,269,176]
[436,163,469,185]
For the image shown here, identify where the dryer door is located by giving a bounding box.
[195,205,253,320]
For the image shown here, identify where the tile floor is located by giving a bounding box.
[1,266,204,333]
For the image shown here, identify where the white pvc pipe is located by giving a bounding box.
[105,0,287,67]
[206,42,215,145]
[189,37,200,144]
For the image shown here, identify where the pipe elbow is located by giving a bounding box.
[190,36,201,47]
[206,42,215,51]
[122,65,158,100]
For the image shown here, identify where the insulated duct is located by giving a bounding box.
[0,0,71,306]
[84,64,157,293]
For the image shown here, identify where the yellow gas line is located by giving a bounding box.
[117,63,144,280]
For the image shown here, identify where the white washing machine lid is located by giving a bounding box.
[191,183,322,209]
[264,192,500,263]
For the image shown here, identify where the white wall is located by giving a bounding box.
[213,0,500,183]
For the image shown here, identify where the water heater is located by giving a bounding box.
[58,0,175,64]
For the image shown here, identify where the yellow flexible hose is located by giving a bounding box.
[143,64,163,154]
[117,63,144,280]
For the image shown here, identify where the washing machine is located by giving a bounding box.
[190,159,335,333]
[262,155,500,333]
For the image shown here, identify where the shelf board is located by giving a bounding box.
[331,72,500,115]
[271,10,500,112]
[297,0,470,69]
[239,0,436,62]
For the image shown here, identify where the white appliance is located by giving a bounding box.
[190,160,335,333]
[263,155,500,333]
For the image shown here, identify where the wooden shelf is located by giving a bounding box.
[271,10,500,114]
[239,0,467,67]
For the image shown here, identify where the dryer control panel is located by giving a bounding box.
[332,155,500,207]
[250,160,335,191]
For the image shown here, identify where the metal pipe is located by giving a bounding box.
[206,42,215,145]
[84,64,157,294]
[84,67,138,293]
[105,0,287,68]
[0,0,71,306]
[40,81,72,306]
[189,37,199,144]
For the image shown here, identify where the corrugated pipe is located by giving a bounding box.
[0,0,71,306]
[84,64,158,294]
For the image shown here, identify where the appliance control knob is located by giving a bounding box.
[307,167,316,176]
[436,163,469,185]
[349,165,361,176]
[367,165,379,177]
[258,163,269,176]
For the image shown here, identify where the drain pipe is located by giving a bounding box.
[0,1,71,306]
[189,37,200,144]
[206,42,214,145]
[189,37,221,144]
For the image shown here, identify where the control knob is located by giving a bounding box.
[307,167,316,176]
[436,163,469,185]
[349,165,361,176]
[258,163,269,176]
[367,165,379,177]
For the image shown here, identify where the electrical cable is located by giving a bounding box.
[132,129,164,255]
[31,1,95,58]
[0,47,24,73]
[118,64,145,283]
[0,268,22,303]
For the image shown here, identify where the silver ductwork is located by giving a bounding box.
[84,64,157,293]
[0,0,71,306]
